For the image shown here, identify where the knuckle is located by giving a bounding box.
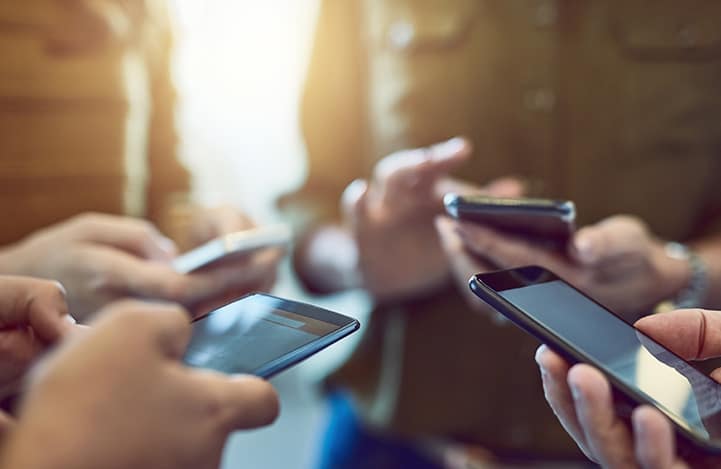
[126,219,161,247]
[203,388,226,422]
[133,218,159,236]
[87,267,117,296]
[71,212,104,228]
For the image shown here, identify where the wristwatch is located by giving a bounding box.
[664,242,708,309]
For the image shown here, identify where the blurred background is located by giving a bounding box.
[171,0,312,216]
[5,2,718,468]
[170,2,369,468]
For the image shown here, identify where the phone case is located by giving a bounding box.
[444,194,576,244]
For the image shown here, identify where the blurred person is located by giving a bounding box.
[0,1,280,318]
[281,0,721,467]
[0,286,279,468]
[536,308,721,468]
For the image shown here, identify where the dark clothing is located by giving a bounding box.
[283,0,721,458]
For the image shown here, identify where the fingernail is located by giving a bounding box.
[157,236,177,256]
[534,345,547,366]
[434,137,467,159]
[574,236,597,264]
[633,415,646,438]
[52,280,67,297]
[569,381,583,402]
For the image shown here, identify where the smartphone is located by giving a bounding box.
[469,265,721,454]
[183,293,360,379]
[173,224,292,274]
[444,194,576,245]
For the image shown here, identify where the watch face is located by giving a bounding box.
[665,242,690,260]
[663,243,708,309]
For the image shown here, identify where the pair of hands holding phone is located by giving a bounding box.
[437,213,691,318]
[331,136,689,320]
[0,207,282,321]
[0,276,279,469]
[537,308,721,468]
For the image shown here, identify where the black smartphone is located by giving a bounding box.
[444,194,576,245]
[469,265,721,454]
[173,224,292,274]
[183,293,360,379]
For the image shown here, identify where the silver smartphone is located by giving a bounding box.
[172,224,292,274]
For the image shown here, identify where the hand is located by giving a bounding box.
[445,214,690,317]
[0,213,281,320]
[0,213,175,319]
[1,300,279,469]
[176,205,283,312]
[340,137,522,302]
[0,277,75,401]
[535,308,721,468]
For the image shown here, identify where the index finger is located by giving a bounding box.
[373,138,471,206]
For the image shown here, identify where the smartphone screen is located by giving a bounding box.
[183,294,359,378]
[471,266,721,450]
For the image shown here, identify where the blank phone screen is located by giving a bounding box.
[183,297,339,375]
[500,280,721,441]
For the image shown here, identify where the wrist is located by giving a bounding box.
[655,242,708,311]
